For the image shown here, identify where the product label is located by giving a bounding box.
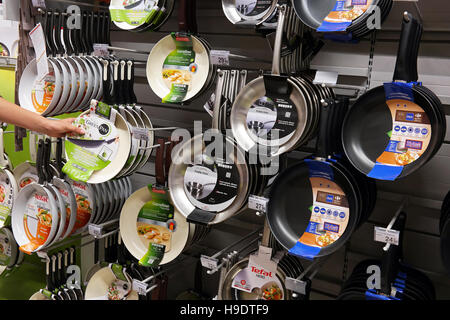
[18,169,38,190]
[231,246,284,300]
[109,0,159,27]
[137,185,175,267]
[31,72,56,114]
[368,83,431,181]
[246,96,298,145]
[235,0,272,18]
[289,161,350,260]
[19,191,53,254]
[161,33,197,104]
[0,172,15,226]
[63,101,119,182]
[0,232,12,266]
[317,0,373,32]
[68,180,93,234]
[184,154,239,213]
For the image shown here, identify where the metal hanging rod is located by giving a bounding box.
[37,8,108,16]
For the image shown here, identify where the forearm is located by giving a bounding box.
[0,97,47,132]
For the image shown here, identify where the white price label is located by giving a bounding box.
[88,224,102,238]
[131,126,149,141]
[29,23,49,80]
[248,195,268,213]
[200,255,219,270]
[93,43,109,57]
[374,227,400,246]
[31,0,46,8]
[313,71,339,86]
[210,50,230,66]
[132,279,148,296]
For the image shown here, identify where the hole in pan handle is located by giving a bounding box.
[392,12,422,83]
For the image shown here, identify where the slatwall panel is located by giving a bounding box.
[105,0,450,300]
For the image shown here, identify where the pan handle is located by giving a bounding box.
[392,12,422,83]
[187,0,198,34]
[36,139,45,185]
[315,99,334,159]
[155,138,166,186]
[178,0,189,33]
[271,4,287,76]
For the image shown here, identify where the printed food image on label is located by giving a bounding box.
[18,176,37,190]
[317,0,373,32]
[31,73,56,114]
[183,154,239,213]
[20,192,53,254]
[162,33,196,104]
[289,176,350,259]
[0,173,14,224]
[0,233,12,266]
[236,0,272,17]
[69,180,93,233]
[247,96,298,145]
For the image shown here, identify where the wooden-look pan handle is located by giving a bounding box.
[392,12,422,83]
[178,0,188,33]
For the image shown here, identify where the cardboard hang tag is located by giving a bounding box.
[29,23,49,80]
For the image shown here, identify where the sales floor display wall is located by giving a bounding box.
[4,0,450,300]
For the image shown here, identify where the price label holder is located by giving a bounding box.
[248,195,269,214]
[88,224,103,238]
[31,0,46,8]
[210,50,230,66]
[285,277,308,295]
[132,279,148,296]
[131,126,150,141]
[93,43,110,57]
[374,226,400,246]
[200,255,219,270]
[313,70,338,86]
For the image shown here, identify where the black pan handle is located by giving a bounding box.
[315,98,334,159]
[187,0,198,34]
[36,139,46,185]
[43,138,53,182]
[392,12,422,83]
[155,138,166,186]
[129,60,138,105]
[62,14,74,55]
[105,12,111,45]
[45,11,56,57]
[54,9,65,56]
[56,138,64,178]
[178,0,188,33]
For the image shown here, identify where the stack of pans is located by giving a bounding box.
[266,98,377,260]
[231,5,334,158]
[109,0,175,32]
[220,245,304,300]
[292,0,393,39]
[439,191,450,274]
[337,259,436,300]
[168,134,271,225]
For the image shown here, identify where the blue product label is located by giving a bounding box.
[317,0,371,32]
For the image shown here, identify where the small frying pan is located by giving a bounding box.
[342,13,446,181]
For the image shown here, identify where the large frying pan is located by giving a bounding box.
[342,13,446,181]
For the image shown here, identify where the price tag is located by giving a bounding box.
[285,277,308,295]
[200,255,219,270]
[29,23,49,80]
[31,0,46,8]
[210,50,230,66]
[131,126,149,141]
[248,195,268,213]
[88,224,102,238]
[374,227,400,246]
[93,43,109,57]
[313,71,339,86]
[132,279,148,296]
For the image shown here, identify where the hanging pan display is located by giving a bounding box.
[222,0,278,26]
[292,0,393,39]
[13,132,39,191]
[266,99,368,260]
[230,5,313,157]
[146,0,212,104]
[0,129,18,228]
[341,13,446,181]
[12,140,59,254]
[0,227,19,273]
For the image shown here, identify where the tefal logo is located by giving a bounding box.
[35,194,48,202]
[251,266,272,278]
[73,181,86,190]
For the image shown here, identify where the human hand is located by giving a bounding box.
[41,118,85,138]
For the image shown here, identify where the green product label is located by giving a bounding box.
[109,0,159,26]
[0,206,10,222]
[41,289,54,299]
[161,33,197,104]
[62,102,119,181]
[139,242,165,267]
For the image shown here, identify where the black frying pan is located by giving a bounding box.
[342,13,446,181]
[267,100,360,259]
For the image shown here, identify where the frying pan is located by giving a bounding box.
[222,0,278,25]
[146,0,211,104]
[267,100,360,259]
[342,13,446,181]
[231,5,310,157]
[12,140,59,254]
[110,0,160,31]
[0,129,18,228]
[0,42,10,57]
[0,227,18,270]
